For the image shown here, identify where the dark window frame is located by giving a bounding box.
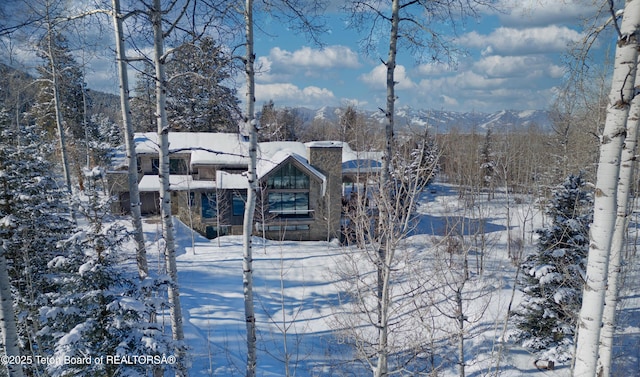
[150,158,188,175]
[201,192,217,219]
[232,192,246,216]
[265,161,312,219]
[267,192,310,218]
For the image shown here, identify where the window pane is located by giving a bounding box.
[170,159,188,174]
[267,162,309,189]
[233,193,246,216]
[151,158,159,175]
[268,192,309,218]
[271,176,283,189]
[295,173,309,189]
[295,192,308,211]
[201,193,217,218]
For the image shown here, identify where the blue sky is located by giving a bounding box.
[247,0,613,113]
[2,0,614,114]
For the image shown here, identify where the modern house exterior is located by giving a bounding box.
[107,132,381,241]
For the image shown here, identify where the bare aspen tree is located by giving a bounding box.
[343,1,495,375]
[31,0,75,202]
[597,52,640,377]
[337,129,439,375]
[0,242,25,377]
[236,2,325,375]
[111,0,148,280]
[375,3,400,370]
[430,231,492,377]
[150,0,188,374]
[573,1,640,375]
[242,1,259,375]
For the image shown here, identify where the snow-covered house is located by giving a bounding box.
[108,132,381,241]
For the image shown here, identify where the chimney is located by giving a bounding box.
[307,142,342,241]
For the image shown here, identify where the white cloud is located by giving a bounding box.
[255,56,281,83]
[256,45,360,83]
[472,55,566,80]
[491,0,602,27]
[413,68,559,112]
[440,95,459,108]
[341,98,370,108]
[302,86,335,98]
[270,45,360,69]
[462,25,583,56]
[256,83,335,105]
[449,71,508,91]
[359,64,416,90]
[415,62,453,76]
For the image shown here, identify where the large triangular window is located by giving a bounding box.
[266,162,309,189]
[266,161,311,218]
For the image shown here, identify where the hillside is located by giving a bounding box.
[0,62,121,125]
[287,106,551,133]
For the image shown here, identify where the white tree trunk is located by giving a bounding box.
[375,2,399,376]
[151,1,187,375]
[243,1,258,375]
[0,243,25,377]
[111,0,148,281]
[381,0,398,188]
[457,288,465,377]
[573,2,640,375]
[597,52,640,377]
[45,4,73,199]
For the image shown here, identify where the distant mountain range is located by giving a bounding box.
[291,106,552,134]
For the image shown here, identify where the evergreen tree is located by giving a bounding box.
[30,31,86,141]
[395,131,439,188]
[479,127,496,199]
[86,113,123,166]
[167,37,240,132]
[258,99,279,141]
[339,105,358,145]
[0,110,74,376]
[258,102,301,142]
[511,173,593,362]
[40,177,173,377]
[130,64,157,133]
[131,37,241,133]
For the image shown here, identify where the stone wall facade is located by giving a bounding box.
[307,143,343,241]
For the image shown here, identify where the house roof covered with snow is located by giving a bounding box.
[215,171,249,190]
[135,132,250,166]
[138,175,216,192]
[133,133,382,169]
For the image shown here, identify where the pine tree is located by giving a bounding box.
[258,99,280,141]
[512,173,592,363]
[479,128,496,199]
[395,131,439,188]
[131,37,241,134]
[86,113,123,166]
[30,31,86,141]
[130,64,157,133]
[40,177,173,377]
[166,37,240,132]
[339,105,358,145]
[259,103,300,142]
[0,111,74,376]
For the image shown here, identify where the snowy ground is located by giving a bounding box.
[129,183,640,376]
